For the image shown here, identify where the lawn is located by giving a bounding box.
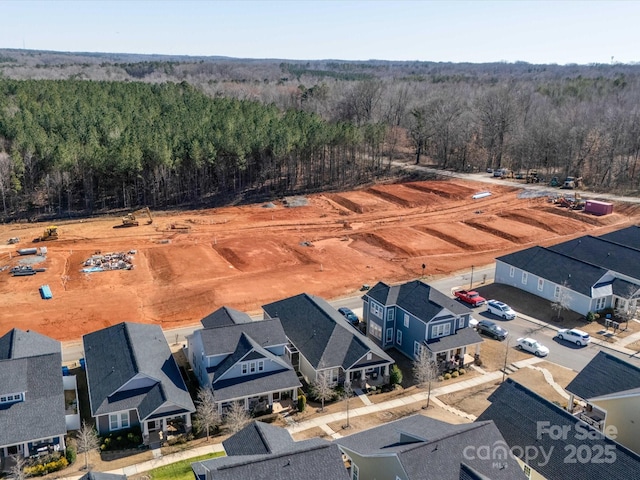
[146,452,224,480]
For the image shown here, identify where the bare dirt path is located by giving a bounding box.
[1,178,638,341]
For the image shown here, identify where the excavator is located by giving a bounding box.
[121,207,153,227]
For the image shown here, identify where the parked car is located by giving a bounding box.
[557,328,591,346]
[516,337,549,357]
[338,307,359,326]
[476,320,508,340]
[486,300,516,320]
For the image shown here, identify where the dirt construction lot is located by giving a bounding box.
[1,178,639,342]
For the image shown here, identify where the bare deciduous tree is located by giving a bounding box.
[194,387,221,441]
[76,420,100,470]
[224,401,251,434]
[9,454,28,480]
[342,381,354,429]
[412,349,439,409]
[551,281,572,322]
[310,370,335,412]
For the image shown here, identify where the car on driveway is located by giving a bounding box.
[486,299,516,320]
[557,328,591,346]
[476,319,508,340]
[516,337,549,357]
[338,307,359,327]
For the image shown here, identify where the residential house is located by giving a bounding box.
[0,329,67,465]
[191,421,349,480]
[79,473,127,480]
[361,280,483,367]
[186,307,301,414]
[262,293,395,387]
[83,322,195,444]
[477,378,640,480]
[335,414,526,480]
[495,226,640,316]
[565,351,640,455]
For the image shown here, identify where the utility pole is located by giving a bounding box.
[469,265,474,289]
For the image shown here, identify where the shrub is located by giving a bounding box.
[390,365,403,385]
[458,368,466,375]
[437,375,444,382]
[65,445,76,464]
[297,394,306,412]
[451,371,459,378]
[586,311,598,322]
[443,373,451,380]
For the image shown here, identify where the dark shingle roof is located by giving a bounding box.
[477,379,640,480]
[79,472,127,480]
[496,246,606,295]
[201,306,252,329]
[223,421,298,455]
[211,368,301,403]
[193,438,348,480]
[198,318,288,357]
[336,415,525,480]
[365,280,471,318]
[0,329,66,448]
[549,235,640,281]
[262,294,393,370]
[83,322,194,419]
[425,327,483,353]
[565,351,640,399]
[599,225,640,251]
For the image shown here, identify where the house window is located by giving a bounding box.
[509,266,515,278]
[386,328,393,343]
[242,363,248,374]
[595,297,606,311]
[370,302,383,319]
[109,412,130,431]
[396,330,402,345]
[538,278,544,291]
[432,323,451,338]
[458,317,464,329]
[352,463,359,480]
[523,464,531,478]
[258,360,264,372]
[403,313,409,328]
[387,309,395,321]
[250,362,256,373]
[0,393,23,404]
[554,285,561,298]
[369,322,382,340]
[522,272,528,284]
[414,341,423,358]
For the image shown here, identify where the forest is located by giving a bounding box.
[1,49,640,220]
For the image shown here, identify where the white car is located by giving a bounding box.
[486,300,516,320]
[516,337,549,357]
[557,328,591,346]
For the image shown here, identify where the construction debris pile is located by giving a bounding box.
[81,251,135,273]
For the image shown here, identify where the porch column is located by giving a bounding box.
[22,442,29,458]
[568,393,575,413]
[244,398,249,410]
[162,418,167,434]
[268,393,273,407]
[384,364,389,376]
[475,344,480,355]
[185,413,192,430]
[142,421,149,438]
[58,435,66,451]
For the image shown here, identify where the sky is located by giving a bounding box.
[1,0,638,65]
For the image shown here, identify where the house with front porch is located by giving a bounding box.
[186,307,301,414]
[361,280,483,368]
[83,322,195,445]
[495,227,640,317]
[0,329,67,466]
[565,351,640,455]
[262,294,395,388]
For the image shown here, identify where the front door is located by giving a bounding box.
[148,420,160,431]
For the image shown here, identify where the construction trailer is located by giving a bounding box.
[584,200,613,216]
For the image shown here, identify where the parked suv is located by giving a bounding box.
[486,300,516,320]
[338,307,360,327]
[476,320,508,340]
[557,328,590,346]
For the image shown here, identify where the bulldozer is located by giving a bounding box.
[121,207,153,227]
[35,226,58,242]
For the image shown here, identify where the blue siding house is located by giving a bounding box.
[362,280,483,367]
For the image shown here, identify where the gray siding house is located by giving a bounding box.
[83,322,195,444]
[362,280,483,367]
[0,329,67,463]
[495,226,640,316]
[262,293,394,387]
[186,307,301,414]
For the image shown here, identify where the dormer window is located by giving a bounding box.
[0,392,24,404]
[241,360,264,375]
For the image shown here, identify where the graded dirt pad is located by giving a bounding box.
[1,179,639,342]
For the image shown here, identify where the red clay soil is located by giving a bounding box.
[1,179,639,342]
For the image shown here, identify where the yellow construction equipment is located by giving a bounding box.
[121,207,153,227]
[37,226,58,242]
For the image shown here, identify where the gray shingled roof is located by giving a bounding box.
[222,421,298,455]
[600,225,640,250]
[0,329,67,448]
[477,379,640,480]
[198,318,288,357]
[496,246,606,296]
[83,322,194,419]
[193,438,348,480]
[549,235,640,281]
[262,294,393,371]
[425,327,483,353]
[201,306,252,329]
[365,280,471,318]
[336,415,525,480]
[565,351,640,400]
[211,368,301,403]
[79,472,127,480]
